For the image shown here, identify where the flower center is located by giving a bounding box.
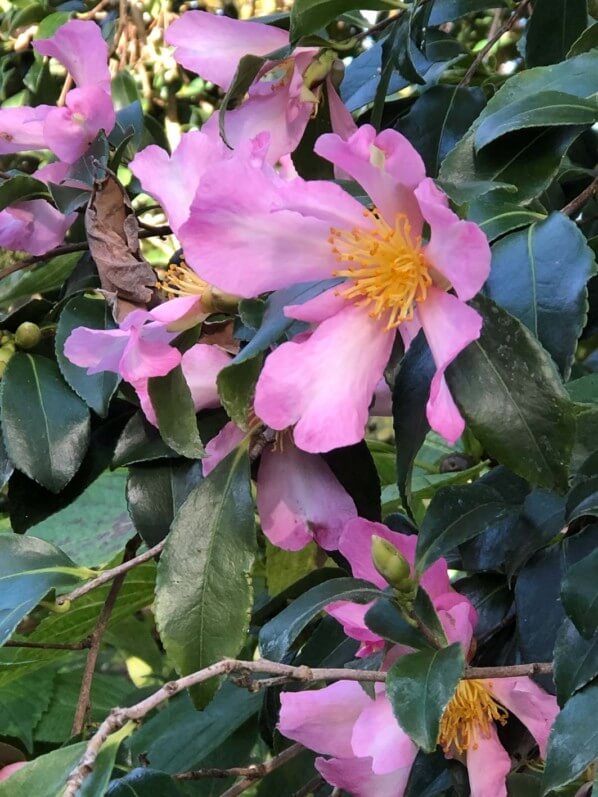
[158,263,209,297]
[329,209,431,331]
[438,680,509,754]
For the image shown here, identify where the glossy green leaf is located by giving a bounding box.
[155,447,256,707]
[322,440,381,522]
[1,353,90,492]
[542,682,598,794]
[566,474,598,522]
[55,295,120,417]
[486,213,596,378]
[386,644,465,751]
[219,54,266,144]
[526,0,587,66]
[259,577,381,662]
[0,175,51,212]
[148,365,204,459]
[365,597,432,649]
[216,355,263,430]
[106,769,183,796]
[446,295,575,491]
[561,547,598,639]
[0,668,55,751]
[553,618,598,706]
[467,196,546,242]
[567,22,598,57]
[290,0,390,41]
[428,0,505,24]
[112,411,175,467]
[0,253,80,307]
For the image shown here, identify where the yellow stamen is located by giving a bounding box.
[438,680,509,754]
[158,263,209,298]
[330,209,431,331]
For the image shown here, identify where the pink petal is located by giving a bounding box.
[148,295,209,331]
[165,11,288,89]
[351,691,418,775]
[119,329,181,382]
[316,755,412,797]
[327,78,358,142]
[33,19,110,89]
[129,132,224,234]
[325,600,381,646]
[278,681,371,757]
[0,200,75,255]
[465,723,511,797]
[415,178,491,301]
[43,86,115,163]
[34,161,71,184]
[0,762,27,782]
[338,517,417,589]
[180,344,231,412]
[0,105,51,154]
[435,594,477,650]
[315,125,426,228]
[370,378,392,416]
[63,327,129,374]
[417,287,483,444]
[285,285,346,324]
[254,305,393,453]
[203,421,245,477]
[486,677,559,758]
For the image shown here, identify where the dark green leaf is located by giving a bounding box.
[475,91,598,151]
[219,54,266,144]
[386,644,465,751]
[341,38,407,113]
[526,0,587,66]
[566,475,598,522]
[216,355,263,430]
[290,0,390,41]
[112,411,176,467]
[467,196,546,242]
[504,488,566,577]
[561,547,598,639]
[322,440,381,522]
[507,772,543,797]
[55,295,120,417]
[1,353,90,493]
[259,577,381,662]
[404,749,453,796]
[0,429,14,490]
[0,667,55,751]
[0,253,80,307]
[567,22,598,57]
[365,597,433,649]
[155,447,255,707]
[486,213,595,378]
[453,573,512,640]
[446,295,575,491]
[542,682,598,794]
[554,618,598,706]
[428,0,505,24]
[148,366,204,459]
[370,20,401,132]
[0,175,51,212]
[107,769,183,796]
[0,534,85,646]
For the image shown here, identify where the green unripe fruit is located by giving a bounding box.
[371,534,412,590]
[0,348,14,366]
[15,322,41,350]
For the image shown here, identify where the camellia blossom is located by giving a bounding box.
[165,10,356,164]
[0,20,115,163]
[178,125,491,451]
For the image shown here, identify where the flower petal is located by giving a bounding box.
[325,600,381,647]
[284,286,346,324]
[417,287,483,444]
[351,691,418,775]
[0,105,51,155]
[33,19,110,89]
[254,305,394,453]
[486,677,559,758]
[0,200,75,256]
[43,86,115,163]
[180,344,231,412]
[315,125,426,227]
[416,178,491,301]
[63,327,129,374]
[119,330,181,382]
[327,78,358,142]
[338,516,417,589]
[316,755,412,797]
[465,723,511,797]
[278,681,371,757]
[203,421,245,477]
[148,295,208,331]
[165,11,288,89]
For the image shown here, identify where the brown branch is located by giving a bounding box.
[460,0,532,86]
[218,744,304,797]
[4,638,91,651]
[176,743,303,784]
[561,176,598,217]
[64,657,553,796]
[293,776,326,797]
[70,538,140,736]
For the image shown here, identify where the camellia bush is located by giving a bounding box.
[0,0,597,795]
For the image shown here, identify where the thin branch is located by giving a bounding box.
[57,540,165,607]
[218,744,304,797]
[64,657,553,796]
[176,743,303,784]
[70,538,140,736]
[561,176,598,217]
[292,776,326,797]
[460,0,532,86]
[4,638,91,651]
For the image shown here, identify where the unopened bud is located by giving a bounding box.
[15,322,41,349]
[371,535,412,590]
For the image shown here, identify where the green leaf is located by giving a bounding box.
[542,682,598,794]
[446,295,575,491]
[475,91,598,151]
[486,213,595,378]
[561,547,598,639]
[416,483,514,573]
[0,253,80,307]
[290,0,390,41]
[386,644,465,751]
[155,447,256,707]
[526,0,587,66]
[322,440,381,522]
[106,769,183,796]
[566,474,598,522]
[55,295,120,417]
[0,175,51,212]
[148,366,204,459]
[1,353,90,492]
[0,668,55,751]
[554,618,598,706]
[219,54,267,145]
[428,0,505,24]
[467,196,546,242]
[259,577,381,662]
[217,355,263,430]
[365,597,433,649]
[567,22,598,57]
[112,411,176,467]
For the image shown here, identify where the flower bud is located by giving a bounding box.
[15,322,41,350]
[371,535,412,590]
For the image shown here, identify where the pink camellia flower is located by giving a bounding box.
[0,762,27,781]
[177,125,491,452]
[165,10,356,164]
[0,20,115,163]
[203,420,357,551]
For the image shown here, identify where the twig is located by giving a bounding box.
[561,176,598,218]
[70,538,140,736]
[176,743,303,784]
[218,744,304,797]
[292,776,326,797]
[354,11,400,41]
[460,0,532,86]
[64,657,553,796]
[57,540,164,607]
[4,638,92,651]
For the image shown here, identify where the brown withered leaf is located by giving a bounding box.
[85,170,156,320]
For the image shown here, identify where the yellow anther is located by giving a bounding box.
[438,680,509,754]
[159,262,209,298]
